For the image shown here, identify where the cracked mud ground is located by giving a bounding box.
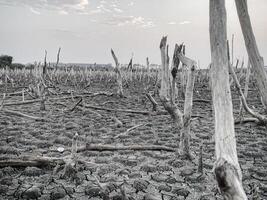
[0,78,266,200]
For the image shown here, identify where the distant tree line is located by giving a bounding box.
[0,55,25,70]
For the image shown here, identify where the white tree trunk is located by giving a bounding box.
[178,53,196,159]
[210,0,247,199]
[111,49,123,97]
[235,0,267,110]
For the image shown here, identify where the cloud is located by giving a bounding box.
[179,20,191,25]
[128,1,134,6]
[102,15,155,28]
[58,10,69,15]
[0,0,89,14]
[168,21,177,25]
[114,8,123,13]
[29,7,41,15]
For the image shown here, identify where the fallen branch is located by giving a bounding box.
[0,109,45,121]
[77,144,176,153]
[3,92,113,107]
[67,98,83,112]
[83,104,150,115]
[234,117,260,125]
[145,93,158,111]
[229,61,267,125]
[114,123,148,139]
[0,156,65,168]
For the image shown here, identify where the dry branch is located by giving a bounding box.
[234,117,260,125]
[229,61,267,125]
[0,156,65,168]
[114,123,148,139]
[77,144,176,153]
[67,98,83,112]
[0,109,45,121]
[83,104,150,115]
[3,92,113,107]
[145,93,158,111]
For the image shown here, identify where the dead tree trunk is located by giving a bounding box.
[210,0,247,199]
[235,0,267,111]
[159,36,170,99]
[170,44,183,104]
[111,49,123,97]
[177,53,196,159]
[43,50,47,78]
[54,47,61,75]
[159,36,196,159]
[146,57,150,71]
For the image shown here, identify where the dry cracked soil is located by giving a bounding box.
[0,79,266,200]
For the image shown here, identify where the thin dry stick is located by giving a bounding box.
[22,89,25,102]
[0,93,6,110]
[114,123,148,139]
[68,98,83,112]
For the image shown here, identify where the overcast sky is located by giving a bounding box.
[0,0,266,68]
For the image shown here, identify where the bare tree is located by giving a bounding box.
[235,0,267,111]
[210,0,247,199]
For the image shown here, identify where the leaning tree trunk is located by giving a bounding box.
[210,0,247,199]
[235,0,267,111]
